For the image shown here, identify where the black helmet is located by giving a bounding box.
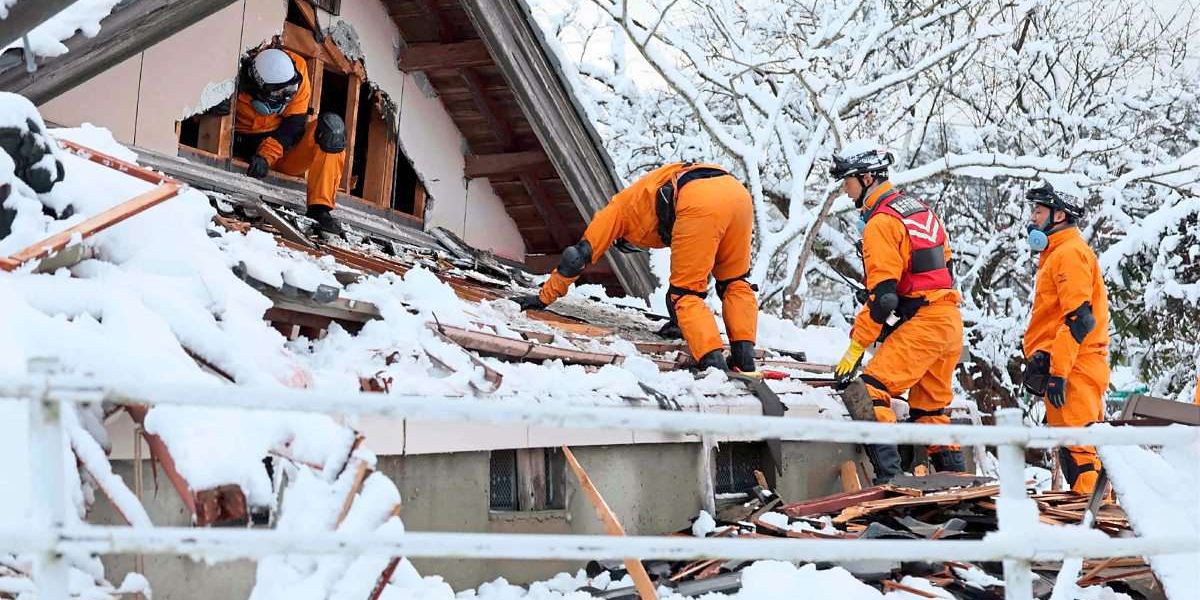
[1026,182,1085,221]
[830,147,894,179]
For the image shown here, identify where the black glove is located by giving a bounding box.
[1022,350,1051,396]
[246,155,270,179]
[514,294,546,311]
[1045,375,1066,409]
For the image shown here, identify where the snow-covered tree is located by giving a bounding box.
[532,0,1200,408]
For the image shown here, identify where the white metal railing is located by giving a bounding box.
[5,374,1198,600]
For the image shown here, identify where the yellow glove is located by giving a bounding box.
[833,340,866,386]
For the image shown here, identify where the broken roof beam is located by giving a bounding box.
[1,179,181,271]
[427,322,624,367]
[123,404,247,526]
[397,39,492,72]
[0,0,240,104]
[464,150,553,178]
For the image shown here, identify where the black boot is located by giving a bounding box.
[931,449,967,473]
[696,349,728,371]
[729,341,756,372]
[864,444,902,485]
[306,204,344,236]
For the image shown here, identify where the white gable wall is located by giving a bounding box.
[38,0,526,261]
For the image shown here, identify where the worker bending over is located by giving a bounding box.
[516,163,759,372]
[831,144,966,483]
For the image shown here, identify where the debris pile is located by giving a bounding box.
[583,472,1160,600]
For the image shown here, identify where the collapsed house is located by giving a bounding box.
[0,1,1196,599]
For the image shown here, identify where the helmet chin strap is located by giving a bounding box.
[853,175,870,209]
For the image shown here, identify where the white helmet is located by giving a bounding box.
[252,49,297,85]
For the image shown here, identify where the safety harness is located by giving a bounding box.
[657,164,757,323]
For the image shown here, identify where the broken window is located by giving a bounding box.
[489,448,566,512]
[174,0,425,222]
[714,442,771,495]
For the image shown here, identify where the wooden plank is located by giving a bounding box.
[398,39,492,71]
[308,58,325,114]
[334,459,370,527]
[464,150,552,178]
[368,557,403,600]
[516,448,546,511]
[196,114,233,157]
[562,446,658,600]
[779,486,890,518]
[840,460,862,493]
[426,322,623,367]
[2,182,181,271]
[412,183,427,220]
[362,110,396,208]
[124,405,197,517]
[58,138,173,185]
[341,76,362,192]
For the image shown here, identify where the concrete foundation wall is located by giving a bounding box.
[90,440,860,595]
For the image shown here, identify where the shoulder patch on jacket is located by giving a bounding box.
[888,197,927,217]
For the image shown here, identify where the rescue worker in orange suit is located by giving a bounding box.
[514,163,759,372]
[1021,182,1110,495]
[830,146,966,484]
[233,47,347,235]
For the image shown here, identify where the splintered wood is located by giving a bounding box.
[562,446,658,600]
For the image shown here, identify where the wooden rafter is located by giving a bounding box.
[414,0,455,42]
[520,174,573,248]
[464,150,552,178]
[459,67,514,150]
[397,39,491,72]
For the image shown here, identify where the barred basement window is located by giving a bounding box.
[489,448,566,511]
[310,0,341,15]
[714,442,770,495]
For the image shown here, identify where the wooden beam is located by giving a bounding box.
[520,174,574,248]
[0,0,240,105]
[426,322,623,367]
[397,39,491,72]
[415,0,455,43]
[464,150,552,179]
[562,446,659,600]
[341,76,362,192]
[460,67,514,151]
[0,0,79,49]
[2,183,181,271]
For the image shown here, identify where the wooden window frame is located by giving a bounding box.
[176,0,426,224]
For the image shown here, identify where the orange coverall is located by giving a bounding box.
[234,49,344,209]
[538,163,757,361]
[853,182,963,455]
[1023,226,1110,494]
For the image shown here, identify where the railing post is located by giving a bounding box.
[995,408,1034,600]
[30,378,69,599]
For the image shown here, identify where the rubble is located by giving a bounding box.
[583,471,1160,600]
